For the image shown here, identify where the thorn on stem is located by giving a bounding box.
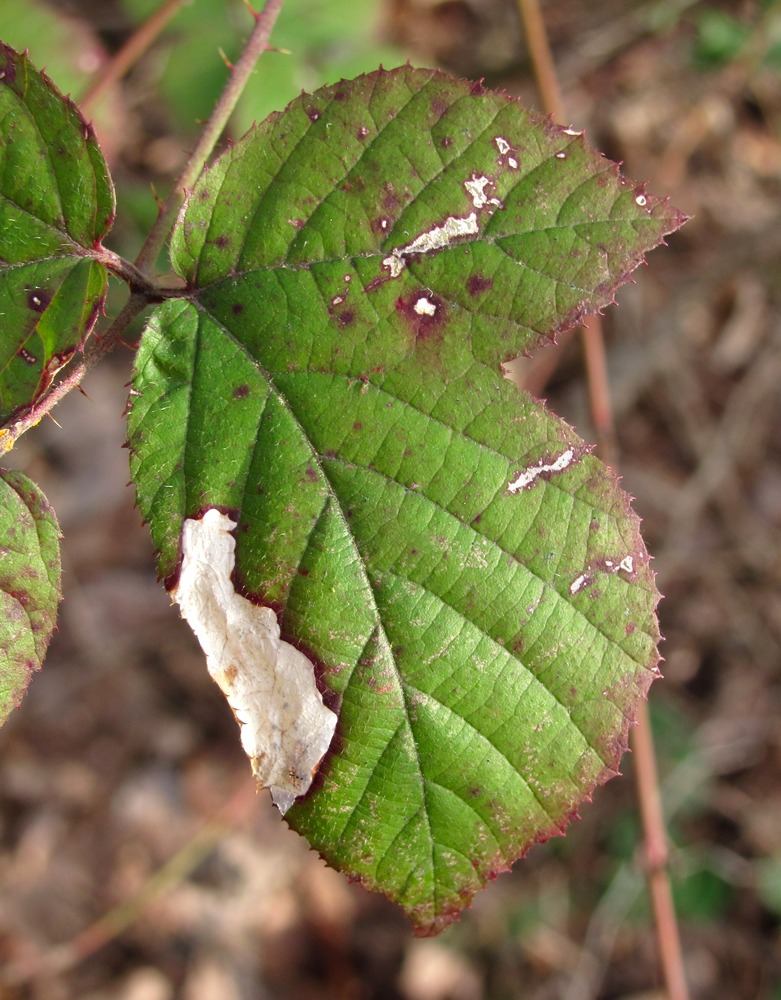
[243,0,261,23]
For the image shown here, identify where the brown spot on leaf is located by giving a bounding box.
[233,385,250,399]
[214,235,230,248]
[431,97,448,118]
[441,136,453,148]
[306,106,321,122]
[17,348,37,365]
[357,126,370,140]
[338,310,355,328]
[467,274,493,296]
[231,303,244,315]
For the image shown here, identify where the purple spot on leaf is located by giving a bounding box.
[395,291,447,345]
[233,385,250,399]
[467,275,493,296]
[0,45,17,85]
[27,289,50,313]
[17,348,37,365]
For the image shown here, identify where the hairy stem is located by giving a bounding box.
[517,0,690,996]
[135,0,285,277]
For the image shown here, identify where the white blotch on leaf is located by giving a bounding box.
[635,194,648,207]
[507,448,576,494]
[495,136,511,155]
[382,213,479,278]
[464,174,501,210]
[172,509,337,814]
[414,296,437,316]
[563,127,583,136]
[568,553,637,596]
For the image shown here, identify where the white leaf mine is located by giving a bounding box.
[507,448,576,494]
[382,213,479,278]
[172,509,337,814]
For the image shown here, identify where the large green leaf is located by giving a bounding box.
[129,67,683,932]
[0,42,113,427]
[0,468,61,725]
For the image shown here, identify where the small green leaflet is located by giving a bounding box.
[0,469,61,725]
[0,42,113,431]
[128,66,683,932]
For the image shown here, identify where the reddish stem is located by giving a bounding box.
[79,0,188,115]
[515,1,690,997]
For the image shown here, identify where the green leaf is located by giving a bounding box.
[129,66,683,932]
[0,42,113,426]
[0,468,61,726]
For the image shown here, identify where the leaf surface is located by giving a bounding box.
[129,67,683,932]
[0,42,113,427]
[0,469,61,725]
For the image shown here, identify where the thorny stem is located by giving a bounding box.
[516,0,690,997]
[79,0,188,115]
[135,0,285,278]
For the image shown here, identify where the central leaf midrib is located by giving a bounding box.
[186,302,438,897]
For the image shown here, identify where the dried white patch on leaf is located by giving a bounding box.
[507,448,577,494]
[414,296,437,316]
[495,136,511,155]
[172,509,337,814]
[569,572,591,596]
[464,174,501,210]
[382,213,479,278]
[569,554,638,596]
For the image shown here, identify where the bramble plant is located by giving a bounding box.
[0,4,684,935]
